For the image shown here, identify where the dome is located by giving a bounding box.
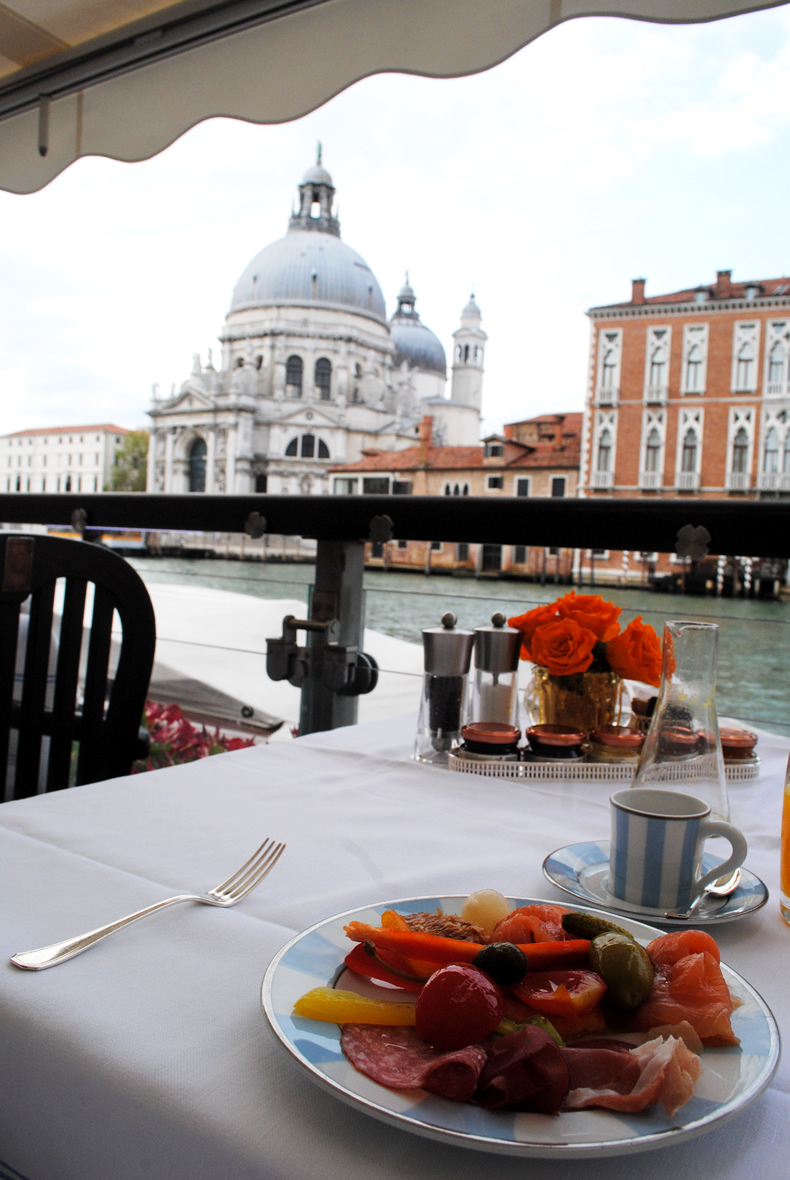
[301,162,334,187]
[462,293,481,318]
[230,229,387,323]
[390,279,446,377]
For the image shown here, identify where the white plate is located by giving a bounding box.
[261,895,780,1159]
[543,841,769,925]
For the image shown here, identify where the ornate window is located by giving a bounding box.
[763,428,780,474]
[285,356,303,397]
[315,357,332,400]
[596,428,612,472]
[597,330,621,402]
[784,433,790,474]
[644,427,662,471]
[681,324,708,394]
[188,437,207,492]
[644,327,670,400]
[731,427,750,474]
[731,322,760,392]
[764,321,790,395]
[681,430,697,473]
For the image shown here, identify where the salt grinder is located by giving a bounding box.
[414,612,474,765]
[470,612,522,726]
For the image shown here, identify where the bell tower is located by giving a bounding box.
[289,143,341,237]
[450,293,486,409]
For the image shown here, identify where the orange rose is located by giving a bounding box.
[530,617,597,677]
[605,617,662,686]
[555,591,621,643]
[508,603,559,660]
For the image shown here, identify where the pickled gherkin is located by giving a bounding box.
[589,932,655,1011]
[561,911,637,942]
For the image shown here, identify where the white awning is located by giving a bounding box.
[0,0,786,193]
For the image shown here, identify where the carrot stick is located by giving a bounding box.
[342,922,590,970]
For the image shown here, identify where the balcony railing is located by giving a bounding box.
[596,385,618,405]
[675,471,700,491]
[645,384,668,404]
[726,471,750,492]
[2,491,789,733]
[758,472,790,492]
[766,382,787,396]
[638,471,662,491]
[591,471,614,490]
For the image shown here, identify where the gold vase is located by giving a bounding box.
[525,666,623,733]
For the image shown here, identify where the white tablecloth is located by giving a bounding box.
[0,715,787,1180]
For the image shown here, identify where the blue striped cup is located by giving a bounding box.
[609,788,747,911]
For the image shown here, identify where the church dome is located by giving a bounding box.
[230,231,386,323]
[229,156,386,324]
[389,276,446,377]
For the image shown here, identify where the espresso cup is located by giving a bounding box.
[609,788,747,911]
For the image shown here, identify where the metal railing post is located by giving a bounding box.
[299,538,366,735]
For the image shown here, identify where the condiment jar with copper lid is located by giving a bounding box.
[589,726,645,764]
[458,722,521,763]
[470,612,522,727]
[720,727,759,765]
[414,612,475,765]
[524,724,586,763]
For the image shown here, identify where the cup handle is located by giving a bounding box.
[695,820,748,896]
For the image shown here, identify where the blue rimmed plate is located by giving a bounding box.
[261,895,780,1159]
[543,841,768,925]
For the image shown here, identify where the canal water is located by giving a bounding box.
[128,557,790,737]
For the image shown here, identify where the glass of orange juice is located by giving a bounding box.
[782,754,790,926]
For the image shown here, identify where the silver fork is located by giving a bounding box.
[11,837,285,971]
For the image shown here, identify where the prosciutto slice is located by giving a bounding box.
[563,1035,702,1117]
[340,1025,487,1102]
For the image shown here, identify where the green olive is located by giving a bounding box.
[589,932,654,1011]
[472,942,529,986]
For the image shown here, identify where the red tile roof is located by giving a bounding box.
[592,275,790,312]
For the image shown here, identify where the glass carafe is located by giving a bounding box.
[632,620,730,821]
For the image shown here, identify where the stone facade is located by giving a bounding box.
[147,157,484,497]
[0,424,128,494]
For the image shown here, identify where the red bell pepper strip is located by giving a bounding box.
[343,922,590,971]
[343,944,424,993]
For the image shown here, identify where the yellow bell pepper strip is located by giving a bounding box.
[343,922,591,971]
[292,987,417,1024]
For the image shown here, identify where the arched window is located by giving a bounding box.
[444,484,451,495]
[764,428,780,474]
[601,349,617,390]
[644,427,661,472]
[649,344,666,388]
[285,434,330,459]
[784,432,790,474]
[731,427,749,474]
[736,342,754,389]
[453,484,460,496]
[768,342,785,389]
[315,358,331,400]
[596,428,612,472]
[681,429,698,473]
[463,344,469,362]
[463,484,470,495]
[286,356,303,396]
[685,344,703,392]
[355,362,363,378]
[188,437,207,492]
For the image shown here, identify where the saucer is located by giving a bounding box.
[542,840,768,925]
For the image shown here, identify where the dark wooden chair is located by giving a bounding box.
[0,534,156,799]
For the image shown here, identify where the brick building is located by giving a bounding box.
[330,412,580,577]
[581,270,790,589]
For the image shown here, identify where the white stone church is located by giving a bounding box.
[147,155,487,496]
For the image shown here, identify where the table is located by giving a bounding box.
[1,714,787,1180]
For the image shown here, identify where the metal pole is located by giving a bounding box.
[298,538,365,735]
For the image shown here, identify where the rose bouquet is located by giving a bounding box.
[132,701,256,773]
[508,592,662,731]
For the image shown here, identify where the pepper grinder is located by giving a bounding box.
[470,612,522,726]
[413,612,474,765]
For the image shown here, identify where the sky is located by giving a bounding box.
[2,5,790,439]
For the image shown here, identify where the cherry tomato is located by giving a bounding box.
[415,964,503,1050]
[511,970,607,1018]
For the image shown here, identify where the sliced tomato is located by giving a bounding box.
[510,969,607,1018]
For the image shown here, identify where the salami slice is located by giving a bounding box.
[340,1024,487,1102]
